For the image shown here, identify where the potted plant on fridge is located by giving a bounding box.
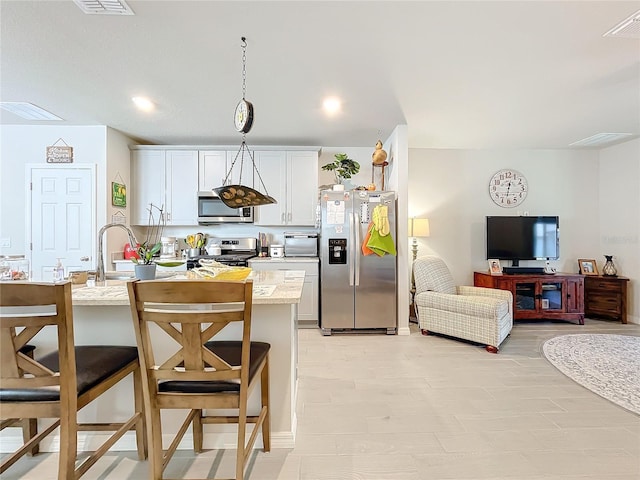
[131,203,165,280]
[321,153,360,190]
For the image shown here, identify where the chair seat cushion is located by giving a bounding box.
[158,341,270,394]
[0,346,138,402]
[416,292,509,319]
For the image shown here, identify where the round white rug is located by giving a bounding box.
[542,334,640,415]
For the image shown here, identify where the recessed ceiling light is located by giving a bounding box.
[132,96,155,112]
[322,97,341,116]
[0,102,63,120]
[73,0,134,15]
[569,133,633,147]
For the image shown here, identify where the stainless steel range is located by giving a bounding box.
[186,238,258,268]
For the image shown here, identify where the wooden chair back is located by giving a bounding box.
[1,281,147,478]
[127,279,254,395]
[128,278,270,480]
[1,281,76,410]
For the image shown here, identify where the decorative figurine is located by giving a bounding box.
[372,140,387,165]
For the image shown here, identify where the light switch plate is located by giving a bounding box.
[0,237,10,248]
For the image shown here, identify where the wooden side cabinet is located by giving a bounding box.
[584,275,629,324]
[474,272,585,325]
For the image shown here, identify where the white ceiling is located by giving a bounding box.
[1,1,639,149]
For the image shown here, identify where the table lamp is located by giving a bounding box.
[409,217,430,262]
[409,217,430,323]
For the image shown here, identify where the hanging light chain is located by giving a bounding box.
[241,36,247,100]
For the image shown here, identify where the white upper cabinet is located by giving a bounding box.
[165,150,198,225]
[287,151,319,225]
[133,146,318,227]
[254,151,318,226]
[131,149,198,226]
[131,150,165,225]
[198,150,227,191]
[198,150,253,190]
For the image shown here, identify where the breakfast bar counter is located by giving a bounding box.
[71,269,305,306]
[5,271,303,453]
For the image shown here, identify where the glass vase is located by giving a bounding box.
[602,255,617,276]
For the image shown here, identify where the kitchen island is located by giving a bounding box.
[3,270,303,453]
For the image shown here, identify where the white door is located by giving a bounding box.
[29,166,94,281]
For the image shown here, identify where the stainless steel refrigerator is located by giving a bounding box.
[320,189,397,335]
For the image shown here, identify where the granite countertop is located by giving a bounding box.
[71,270,305,307]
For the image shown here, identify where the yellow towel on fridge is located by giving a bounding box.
[371,205,390,236]
[366,205,396,256]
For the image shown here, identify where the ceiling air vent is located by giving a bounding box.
[73,0,134,15]
[604,10,640,38]
[0,102,63,121]
[569,133,633,148]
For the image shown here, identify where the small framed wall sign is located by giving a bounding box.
[111,182,127,207]
[488,259,503,275]
[46,138,73,163]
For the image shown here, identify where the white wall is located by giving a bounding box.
[598,138,640,324]
[104,128,139,259]
[408,148,601,285]
[0,125,108,257]
[0,125,141,273]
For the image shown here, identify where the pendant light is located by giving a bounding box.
[213,37,276,208]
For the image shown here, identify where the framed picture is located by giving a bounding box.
[488,259,502,275]
[578,258,598,275]
[111,182,126,207]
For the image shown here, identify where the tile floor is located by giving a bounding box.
[3,318,640,479]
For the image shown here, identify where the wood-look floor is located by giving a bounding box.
[3,318,640,479]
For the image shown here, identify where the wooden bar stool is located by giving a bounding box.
[0,281,147,479]
[127,278,270,480]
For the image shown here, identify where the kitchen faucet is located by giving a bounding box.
[96,223,139,284]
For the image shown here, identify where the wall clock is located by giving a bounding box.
[489,169,528,208]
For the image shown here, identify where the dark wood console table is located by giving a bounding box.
[584,275,629,324]
[474,272,584,325]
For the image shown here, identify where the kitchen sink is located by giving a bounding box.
[104,273,135,281]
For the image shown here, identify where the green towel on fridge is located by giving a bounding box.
[366,223,397,257]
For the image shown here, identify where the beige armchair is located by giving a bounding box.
[413,256,513,353]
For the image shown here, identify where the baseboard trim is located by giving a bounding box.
[1,424,297,453]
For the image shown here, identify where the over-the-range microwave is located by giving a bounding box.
[197,191,254,224]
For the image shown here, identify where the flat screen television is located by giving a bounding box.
[486,216,559,266]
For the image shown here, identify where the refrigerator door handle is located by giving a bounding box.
[348,211,355,286]
[354,211,361,286]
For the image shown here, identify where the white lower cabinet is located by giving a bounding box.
[248,258,319,324]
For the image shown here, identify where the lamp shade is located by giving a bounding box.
[409,218,430,238]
